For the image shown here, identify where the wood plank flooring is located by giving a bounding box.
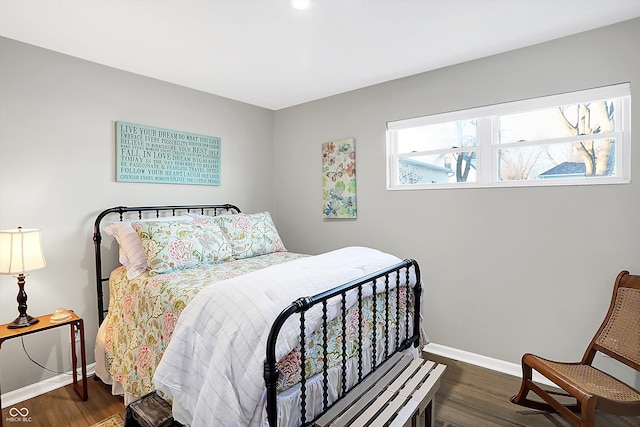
[425,352,640,427]
[4,356,640,426]
[1,377,125,427]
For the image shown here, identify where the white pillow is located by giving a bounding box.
[103,215,193,280]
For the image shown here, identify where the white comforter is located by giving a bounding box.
[153,246,413,427]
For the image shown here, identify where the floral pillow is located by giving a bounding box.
[131,220,233,274]
[213,212,287,259]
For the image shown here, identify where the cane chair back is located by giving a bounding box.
[590,277,640,369]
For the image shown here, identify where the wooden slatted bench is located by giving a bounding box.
[314,353,446,427]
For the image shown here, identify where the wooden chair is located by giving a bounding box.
[511,270,640,427]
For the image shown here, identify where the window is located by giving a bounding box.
[386,83,631,189]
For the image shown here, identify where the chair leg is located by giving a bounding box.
[511,357,588,427]
[510,357,555,411]
[511,358,534,406]
[579,397,597,427]
[511,358,562,414]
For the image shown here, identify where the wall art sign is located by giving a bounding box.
[322,137,357,218]
[116,121,221,185]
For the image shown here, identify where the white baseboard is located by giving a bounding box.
[2,343,554,409]
[1,363,96,409]
[423,343,556,387]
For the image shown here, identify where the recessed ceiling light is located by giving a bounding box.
[290,0,312,10]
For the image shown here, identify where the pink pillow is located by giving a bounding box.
[103,215,193,279]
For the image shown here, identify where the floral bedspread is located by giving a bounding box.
[102,252,308,398]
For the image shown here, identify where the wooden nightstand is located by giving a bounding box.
[0,310,87,427]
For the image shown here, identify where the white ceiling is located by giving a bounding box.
[1,1,640,110]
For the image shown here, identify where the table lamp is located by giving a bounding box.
[0,227,46,329]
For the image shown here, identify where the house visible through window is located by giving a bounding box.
[386,83,630,189]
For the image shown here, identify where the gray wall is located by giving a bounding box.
[273,18,640,376]
[0,37,275,393]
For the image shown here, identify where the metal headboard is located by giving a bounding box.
[93,204,241,325]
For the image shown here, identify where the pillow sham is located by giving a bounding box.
[131,219,233,275]
[103,222,148,280]
[103,215,193,279]
[213,212,287,259]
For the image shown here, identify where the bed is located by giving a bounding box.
[93,204,425,427]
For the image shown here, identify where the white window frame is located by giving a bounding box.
[386,83,631,190]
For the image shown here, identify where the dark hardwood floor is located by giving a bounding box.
[1,376,125,427]
[425,352,640,427]
[4,357,640,426]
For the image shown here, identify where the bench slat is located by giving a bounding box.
[349,390,402,427]
[397,360,436,395]
[327,384,386,426]
[410,363,447,414]
[387,358,425,392]
[389,399,420,427]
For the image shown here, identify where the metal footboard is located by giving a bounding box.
[264,259,422,427]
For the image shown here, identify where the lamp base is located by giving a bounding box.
[7,314,39,329]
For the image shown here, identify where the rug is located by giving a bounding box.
[90,413,124,427]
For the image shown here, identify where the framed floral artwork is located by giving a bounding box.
[322,138,356,218]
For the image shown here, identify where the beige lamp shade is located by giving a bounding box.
[0,227,47,274]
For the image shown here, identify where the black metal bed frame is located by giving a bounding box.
[93,204,422,427]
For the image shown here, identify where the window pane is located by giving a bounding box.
[498,100,616,144]
[396,120,477,153]
[399,151,476,184]
[497,139,616,181]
